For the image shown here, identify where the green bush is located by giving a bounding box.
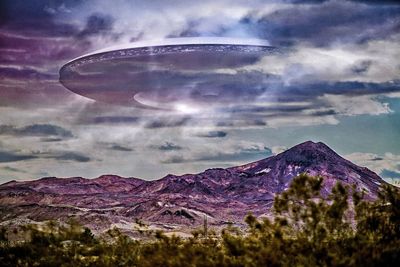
[0,174,399,266]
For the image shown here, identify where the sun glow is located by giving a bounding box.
[174,103,200,114]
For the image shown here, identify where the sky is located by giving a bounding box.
[0,0,399,183]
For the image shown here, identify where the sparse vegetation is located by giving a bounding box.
[1,174,399,267]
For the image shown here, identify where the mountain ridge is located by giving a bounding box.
[0,141,389,234]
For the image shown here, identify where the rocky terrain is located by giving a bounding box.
[0,141,388,235]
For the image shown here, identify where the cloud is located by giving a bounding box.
[3,150,91,163]
[95,141,135,152]
[109,144,134,152]
[0,66,55,80]
[271,146,288,155]
[345,152,400,180]
[193,145,272,162]
[351,60,372,74]
[161,155,186,164]
[317,94,392,116]
[0,0,81,37]
[51,152,91,162]
[0,149,93,163]
[153,142,183,151]
[0,124,73,138]
[89,116,140,124]
[161,141,272,164]
[205,153,267,163]
[222,104,310,114]
[40,138,64,142]
[350,0,400,5]
[288,0,328,3]
[215,119,267,128]
[247,40,400,84]
[145,116,191,129]
[238,1,400,46]
[0,150,37,163]
[195,131,227,138]
[77,13,115,38]
[0,31,90,66]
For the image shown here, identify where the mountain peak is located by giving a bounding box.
[289,141,332,151]
[277,141,343,162]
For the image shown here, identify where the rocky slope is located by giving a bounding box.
[0,141,388,234]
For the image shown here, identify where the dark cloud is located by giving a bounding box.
[288,0,327,3]
[216,119,267,127]
[0,124,73,138]
[0,149,90,163]
[279,81,400,100]
[195,150,270,162]
[195,131,228,138]
[310,109,337,116]
[90,116,140,124]
[145,116,191,129]
[351,60,373,74]
[110,144,134,152]
[97,142,135,152]
[0,1,114,40]
[167,19,201,38]
[222,104,311,114]
[40,138,64,142]
[0,0,81,37]
[0,67,56,80]
[1,0,80,21]
[161,155,185,164]
[52,152,91,162]
[0,151,37,163]
[237,1,400,46]
[129,32,145,42]
[350,0,400,5]
[380,169,400,178]
[162,146,272,164]
[196,146,272,162]
[153,142,183,151]
[78,13,115,38]
[20,125,73,138]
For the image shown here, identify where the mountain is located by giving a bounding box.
[0,141,388,235]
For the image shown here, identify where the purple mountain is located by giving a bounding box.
[0,141,388,234]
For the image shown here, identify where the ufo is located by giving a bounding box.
[59,37,279,111]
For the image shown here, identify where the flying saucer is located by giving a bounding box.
[59,37,279,110]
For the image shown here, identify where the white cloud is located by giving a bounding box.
[67,0,279,48]
[271,145,287,155]
[244,37,400,84]
[318,94,392,116]
[345,152,400,185]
